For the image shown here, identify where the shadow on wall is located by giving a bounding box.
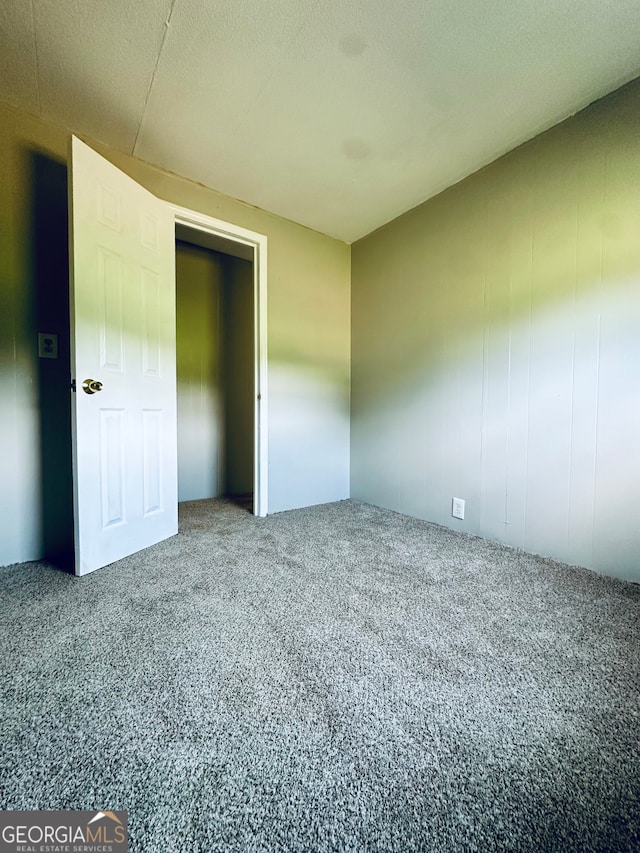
[28,149,74,571]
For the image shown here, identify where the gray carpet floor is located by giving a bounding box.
[1,498,639,852]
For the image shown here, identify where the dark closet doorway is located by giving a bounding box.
[175,230,255,512]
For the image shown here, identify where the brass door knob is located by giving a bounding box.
[82,379,103,395]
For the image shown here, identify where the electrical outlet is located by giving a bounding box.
[452,497,465,520]
[38,332,58,359]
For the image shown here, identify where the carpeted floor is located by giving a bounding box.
[1,498,639,852]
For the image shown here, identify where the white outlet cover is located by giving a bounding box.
[452,497,465,520]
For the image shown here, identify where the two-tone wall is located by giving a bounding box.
[3,79,639,580]
[351,80,640,581]
[0,102,351,567]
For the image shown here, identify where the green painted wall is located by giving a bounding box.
[352,79,640,581]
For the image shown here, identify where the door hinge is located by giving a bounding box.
[71,379,76,392]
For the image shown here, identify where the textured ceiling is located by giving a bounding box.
[2,0,640,242]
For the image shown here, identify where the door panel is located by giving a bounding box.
[69,136,177,575]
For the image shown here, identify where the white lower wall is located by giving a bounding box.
[268,364,350,513]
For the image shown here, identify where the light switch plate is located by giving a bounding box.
[38,332,58,359]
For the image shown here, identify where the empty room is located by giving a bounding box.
[0,1,638,851]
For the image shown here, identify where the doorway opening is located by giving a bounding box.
[171,207,268,518]
[175,233,253,511]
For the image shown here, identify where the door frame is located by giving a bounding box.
[170,204,268,517]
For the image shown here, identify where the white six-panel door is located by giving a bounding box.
[69,136,177,576]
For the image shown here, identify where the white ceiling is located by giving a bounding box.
[2,0,640,243]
